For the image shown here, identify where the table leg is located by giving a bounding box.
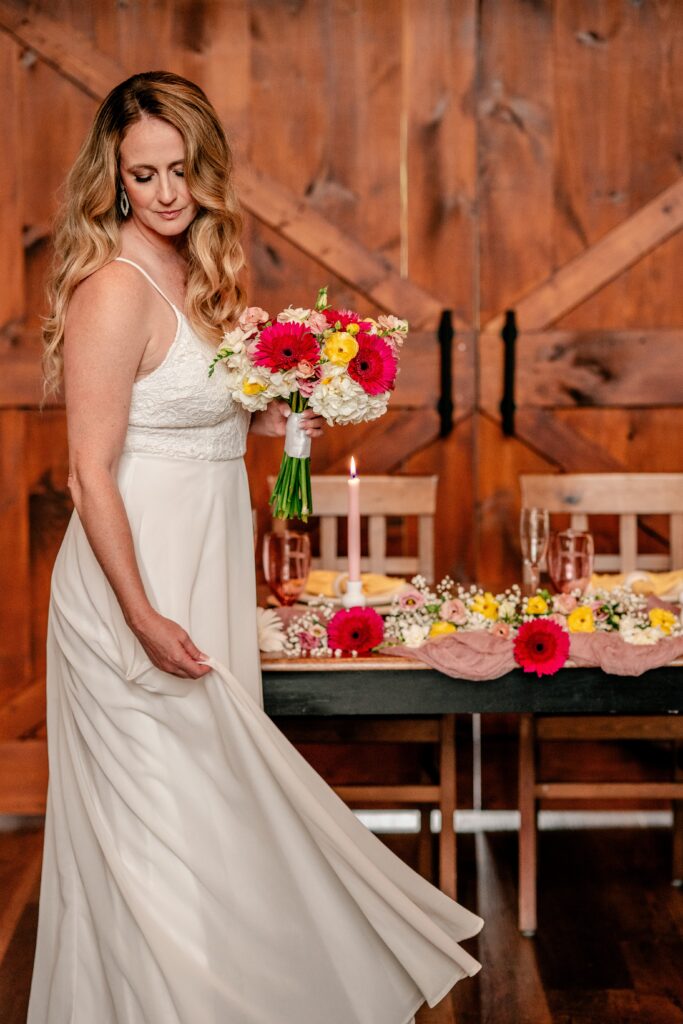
[439,714,457,900]
[673,739,683,887]
[518,713,537,936]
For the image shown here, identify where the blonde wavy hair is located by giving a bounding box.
[42,70,246,397]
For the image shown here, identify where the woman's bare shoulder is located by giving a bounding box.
[67,260,152,337]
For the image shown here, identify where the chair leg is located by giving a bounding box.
[417,804,433,882]
[673,739,683,887]
[518,713,537,936]
[439,714,457,900]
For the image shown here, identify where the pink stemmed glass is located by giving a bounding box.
[262,530,311,606]
[548,529,595,595]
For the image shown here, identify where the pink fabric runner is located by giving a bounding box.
[380,632,683,680]
[269,606,683,679]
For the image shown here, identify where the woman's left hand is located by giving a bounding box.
[250,401,325,439]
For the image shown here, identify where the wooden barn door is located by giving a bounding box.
[474,0,683,593]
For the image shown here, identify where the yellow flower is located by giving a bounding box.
[526,595,549,615]
[470,592,499,620]
[648,608,677,635]
[567,606,595,633]
[323,331,359,365]
[242,380,267,396]
[346,322,360,336]
[428,621,457,639]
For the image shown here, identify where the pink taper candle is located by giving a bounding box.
[347,457,361,582]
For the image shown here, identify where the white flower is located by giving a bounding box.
[256,608,286,653]
[498,598,517,620]
[308,373,389,426]
[277,306,311,324]
[402,623,430,648]
[618,615,640,635]
[222,325,256,348]
[622,626,660,646]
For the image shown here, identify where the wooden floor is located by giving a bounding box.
[2,822,682,1023]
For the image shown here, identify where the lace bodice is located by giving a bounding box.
[115,258,250,461]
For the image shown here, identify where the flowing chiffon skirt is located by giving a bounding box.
[27,452,482,1024]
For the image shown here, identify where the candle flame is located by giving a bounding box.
[350,456,357,478]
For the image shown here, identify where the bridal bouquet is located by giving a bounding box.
[209,287,408,520]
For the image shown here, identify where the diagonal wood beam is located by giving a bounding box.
[0,1,121,98]
[483,176,683,334]
[234,166,446,328]
[0,1,452,330]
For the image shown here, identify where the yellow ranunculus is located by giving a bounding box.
[429,621,457,638]
[648,607,677,635]
[470,592,499,620]
[242,380,267,396]
[323,331,359,365]
[567,606,595,633]
[346,322,360,336]
[526,595,549,615]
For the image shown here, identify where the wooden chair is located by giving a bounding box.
[308,474,437,578]
[267,474,460,897]
[518,473,683,935]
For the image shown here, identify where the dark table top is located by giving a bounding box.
[261,655,683,717]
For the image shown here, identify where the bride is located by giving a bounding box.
[27,70,482,1023]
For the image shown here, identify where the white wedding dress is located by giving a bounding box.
[27,258,482,1024]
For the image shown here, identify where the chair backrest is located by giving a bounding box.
[520,473,683,573]
[268,474,438,581]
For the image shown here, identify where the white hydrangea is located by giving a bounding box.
[308,373,389,426]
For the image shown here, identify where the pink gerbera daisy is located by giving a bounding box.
[513,619,570,678]
[253,322,320,372]
[327,607,385,655]
[324,308,373,332]
[348,333,397,395]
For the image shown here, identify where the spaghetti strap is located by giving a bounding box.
[113,257,181,316]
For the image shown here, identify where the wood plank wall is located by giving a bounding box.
[1,0,682,812]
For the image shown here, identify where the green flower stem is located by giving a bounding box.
[268,393,313,521]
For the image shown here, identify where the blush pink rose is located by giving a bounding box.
[489,621,510,639]
[305,310,329,334]
[553,593,577,614]
[440,598,468,625]
[239,306,269,329]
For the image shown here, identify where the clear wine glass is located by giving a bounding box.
[520,507,550,594]
[548,529,594,595]
[262,530,311,606]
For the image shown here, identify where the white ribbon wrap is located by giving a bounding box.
[284,412,312,459]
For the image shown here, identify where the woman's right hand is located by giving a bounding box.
[132,609,212,679]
